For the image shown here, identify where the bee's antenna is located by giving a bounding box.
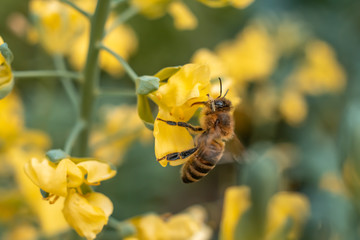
[223,89,229,98]
[217,77,222,98]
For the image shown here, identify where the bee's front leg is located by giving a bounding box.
[157,147,198,162]
[157,118,203,132]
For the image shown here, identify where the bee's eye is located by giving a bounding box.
[215,101,224,108]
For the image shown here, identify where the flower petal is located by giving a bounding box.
[77,160,116,184]
[62,190,113,240]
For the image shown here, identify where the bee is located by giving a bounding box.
[157,78,244,183]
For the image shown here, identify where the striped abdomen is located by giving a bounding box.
[181,139,224,183]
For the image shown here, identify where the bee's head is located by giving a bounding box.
[191,77,232,112]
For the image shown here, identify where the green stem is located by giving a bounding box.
[78,0,111,156]
[110,0,127,9]
[53,54,79,112]
[98,43,138,82]
[64,120,85,154]
[60,0,91,18]
[106,6,139,35]
[13,70,82,80]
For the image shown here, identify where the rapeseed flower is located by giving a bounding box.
[28,0,88,54]
[219,186,309,240]
[124,205,212,240]
[149,64,210,167]
[24,152,116,239]
[0,37,14,100]
[197,0,254,8]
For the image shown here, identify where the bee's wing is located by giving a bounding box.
[219,135,248,165]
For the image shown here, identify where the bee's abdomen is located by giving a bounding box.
[181,157,215,183]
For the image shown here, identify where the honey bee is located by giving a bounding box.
[157,78,244,183]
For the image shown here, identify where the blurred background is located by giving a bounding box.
[1,0,360,239]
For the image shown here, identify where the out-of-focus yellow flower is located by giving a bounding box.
[168,1,197,30]
[131,0,171,19]
[63,190,113,240]
[3,223,38,240]
[197,0,254,8]
[191,48,225,79]
[253,84,279,123]
[0,37,14,100]
[266,192,309,240]
[125,205,212,240]
[219,186,309,240]
[68,17,137,76]
[131,0,198,31]
[288,40,346,95]
[279,89,307,126]
[0,92,24,149]
[219,186,251,240]
[216,25,277,84]
[149,64,210,167]
[5,136,69,236]
[29,0,88,54]
[91,105,152,165]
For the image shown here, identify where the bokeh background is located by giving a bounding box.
[1,0,360,239]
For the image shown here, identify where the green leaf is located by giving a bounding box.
[136,75,160,95]
[0,43,14,64]
[137,95,154,130]
[45,149,69,163]
[154,66,181,81]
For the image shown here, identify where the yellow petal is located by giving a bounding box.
[77,160,116,184]
[168,1,197,30]
[219,186,251,240]
[279,90,307,126]
[131,0,171,19]
[197,0,254,8]
[62,190,113,240]
[154,109,194,167]
[0,47,14,99]
[266,192,309,239]
[24,158,83,197]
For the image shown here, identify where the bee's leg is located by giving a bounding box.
[157,147,198,162]
[157,118,203,132]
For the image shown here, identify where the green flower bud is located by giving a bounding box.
[136,75,160,95]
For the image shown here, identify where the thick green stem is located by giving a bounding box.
[78,0,111,156]
[13,70,82,80]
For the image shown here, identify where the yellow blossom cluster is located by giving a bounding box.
[28,0,137,76]
[220,186,310,240]
[131,0,254,30]
[191,19,346,126]
[24,152,116,240]
[124,205,212,240]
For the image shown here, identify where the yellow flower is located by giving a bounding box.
[125,205,212,240]
[24,157,84,197]
[279,89,307,126]
[197,0,254,8]
[24,155,116,197]
[168,1,198,30]
[131,0,197,30]
[219,186,310,240]
[0,37,14,100]
[68,17,137,76]
[216,24,277,84]
[29,0,88,54]
[131,0,172,18]
[62,190,113,240]
[149,64,210,167]
[0,92,24,149]
[91,105,152,166]
[288,40,346,95]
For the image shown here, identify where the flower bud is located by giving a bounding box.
[136,75,160,95]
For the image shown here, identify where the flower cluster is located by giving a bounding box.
[28,0,137,76]
[24,150,116,240]
[191,17,346,126]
